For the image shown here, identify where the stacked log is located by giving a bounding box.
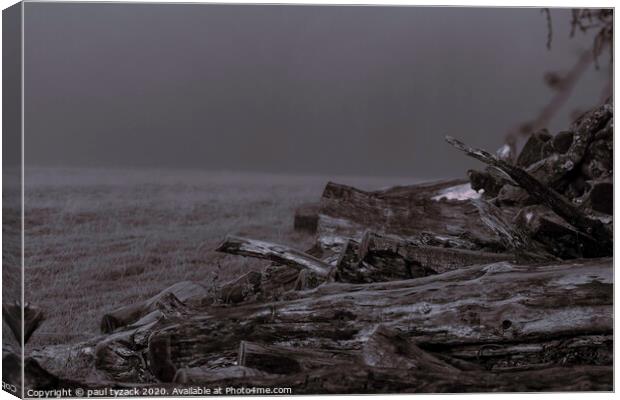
[455,101,613,259]
[16,102,614,393]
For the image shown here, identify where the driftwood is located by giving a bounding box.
[17,103,613,393]
[316,180,508,253]
[172,325,612,392]
[445,136,612,254]
[332,231,518,283]
[216,235,331,277]
[80,257,611,390]
[359,231,519,272]
[362,325,460,372]
[153,258,611,367]
[19,228,614,392]
[238,341,357,375]
[217,229,517,286]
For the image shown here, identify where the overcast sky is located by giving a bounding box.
[23,4,610,179]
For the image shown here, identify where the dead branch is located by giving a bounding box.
[215,235,331,277]
[445,136,612,253]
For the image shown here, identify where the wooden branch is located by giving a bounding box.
[215,235,331,277]
[445,136,612,253]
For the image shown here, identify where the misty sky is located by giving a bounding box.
[23,4,610,179]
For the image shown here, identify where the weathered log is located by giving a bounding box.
[94,328,153,382]
[113,258,612,385]
[238,341,357,375]
[167,326,611,391]
[317,180,503,253]
[95,294,188,383]
[232,230,518,285]
[445,136,612,253]
[362,325,458,372]
[100,281,207,334]
[353,231,518,278]
[27,247,614,391]
[431,334,612,372]
[215,235,331,277]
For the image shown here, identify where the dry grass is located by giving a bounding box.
[23,168,409,350]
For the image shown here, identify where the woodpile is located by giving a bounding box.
[7,102,613,392]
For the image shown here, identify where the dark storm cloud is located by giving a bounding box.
[23,3,608,178]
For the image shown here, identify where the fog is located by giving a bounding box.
[24,4,610,179]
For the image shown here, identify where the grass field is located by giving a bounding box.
[23,168,410,349]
